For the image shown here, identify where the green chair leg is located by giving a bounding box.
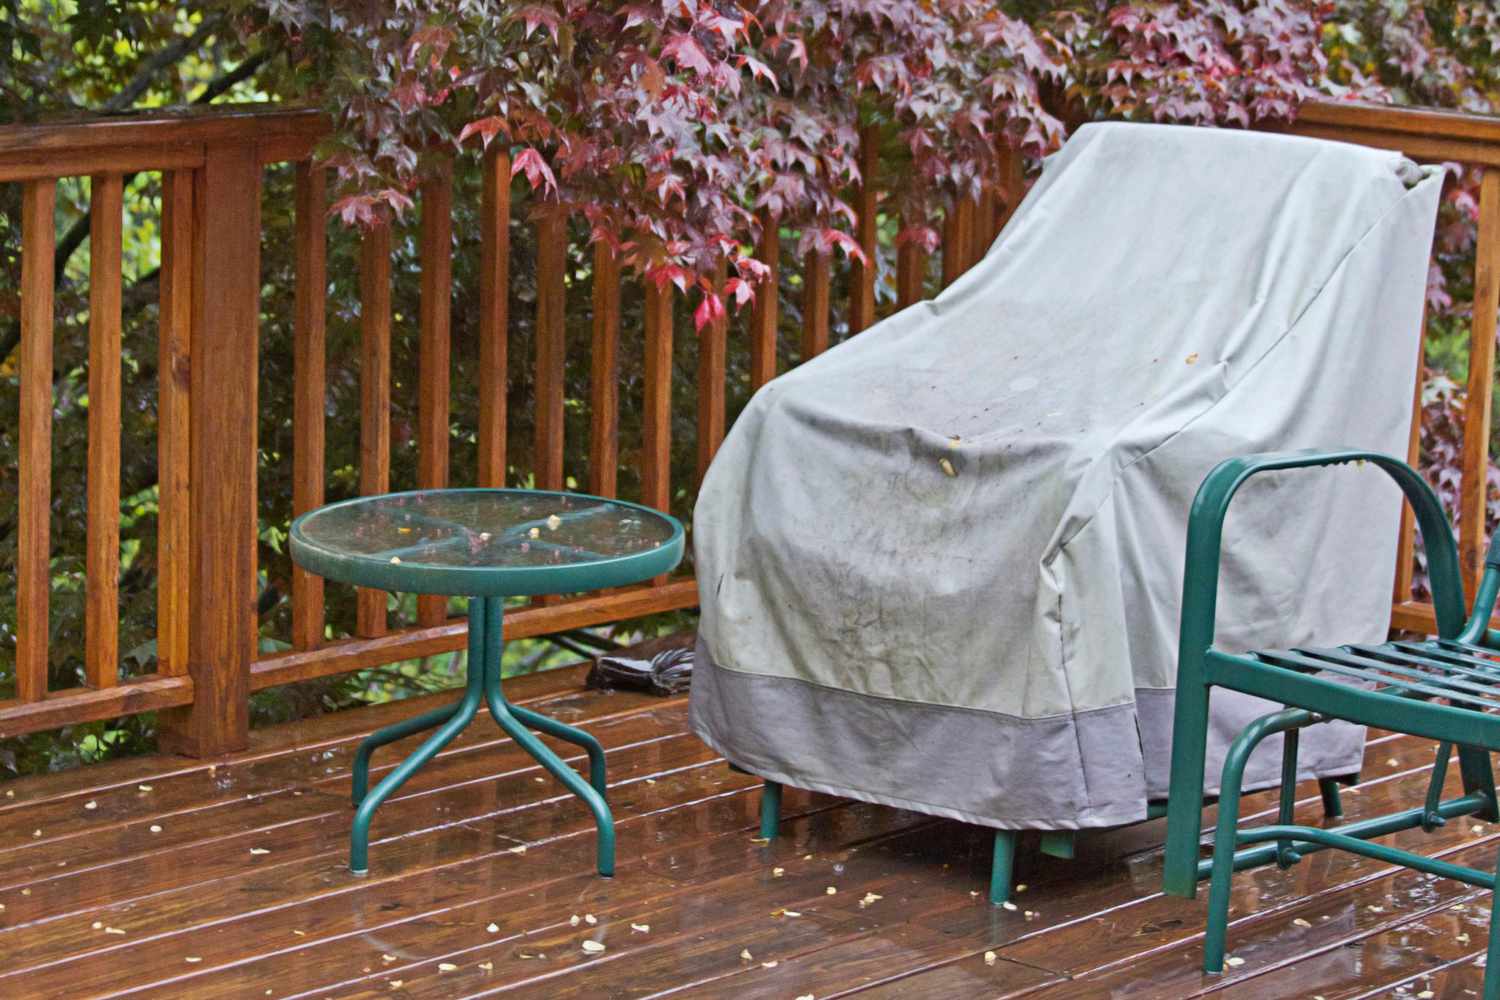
[1317,777,1343,819]
[1277,729,1301,869]
[477,597,616,877]
[352,700,464,806]
[990,830,1018,906]
[1163,677,1213,898]
[759,780,781,839]
[1203,709,1308,972]
[1457,744,1500,822]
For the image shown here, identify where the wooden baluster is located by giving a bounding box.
[159,144,260,757]
[1460,169,1500,600]
[697,260,728,486]
[86,173,123,690]
[802,248,830,361]
[17,179,55,703]
[997,145,1024,234]
[157,170,193,674]
[975,184,997,259]
[849,126,880,334]
[750,213,779,389]
[941,200,962,288]
[291,164,327,651]
[535,207,567,492]
[643,281,674,522]
[356,222,392,638]
[590,243,621,497]
[1392,316,1426,607]
[896,224,927,309]
[477,148,511,488]
[417,159,453,628]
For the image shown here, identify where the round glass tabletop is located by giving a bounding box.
[289,489,685,597]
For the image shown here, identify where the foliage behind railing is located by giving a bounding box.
[0,99,1495,758]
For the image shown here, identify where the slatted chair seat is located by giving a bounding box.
[1162,450,1500,1000]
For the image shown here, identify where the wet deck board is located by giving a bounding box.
[0,663,1488,998]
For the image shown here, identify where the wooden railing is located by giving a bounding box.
[0,99,1495,754]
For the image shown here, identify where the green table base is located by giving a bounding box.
[348,595,615,876]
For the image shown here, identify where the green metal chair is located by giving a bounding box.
[1162,449,1500,997]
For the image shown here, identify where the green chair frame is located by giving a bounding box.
[1162,449,1500,997]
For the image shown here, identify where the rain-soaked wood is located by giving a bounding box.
[801,248,830,360]
[697,259,728,485]
[750,212,780,389]
[417,159,454,628]
[849,126,880,334]
[86,172,123,690]
[1458,168,1500,599]
[156,171,193,676]
[16,179,56,703]
[477,148,511,488]
[356,222,392,638]
[896,233,927,309]
[535,207,567,492]
[291,163,327,652]
[642,281,673,516]
[589,243,620,497]
[0,669,1479,998]
[156,145,260,757]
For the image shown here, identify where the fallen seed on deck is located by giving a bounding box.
[478,961,493,970]
[772,867,785,877]
[740,949,753,961]
[1002,901,1018,911]
[149,824,162,833]
[249,847,269,855]
[137,784,152,792]
[825,886,837,895]
[382,954,397,963]
[185,957,201,964]
[84,800,97,810]
[438,963,457,972]
[585,914,597,925]
[486,923,500,933]
[582,940,606,954]
[984,951,997,966]
[631,923,650,933]
[1292,917,1311,928]
[1225,956,1245,967]
[762,960,778,968]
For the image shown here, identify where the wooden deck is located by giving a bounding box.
[0,661,1489,999]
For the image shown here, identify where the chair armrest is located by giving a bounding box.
[1179,450,1465,663]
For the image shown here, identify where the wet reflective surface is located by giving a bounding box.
[294,490,677,570]
[0,671,1489,998]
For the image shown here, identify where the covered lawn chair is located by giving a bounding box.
[1163,449,1500,995]
[692,121,1444,905]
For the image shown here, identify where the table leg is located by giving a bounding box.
[348,599,487,875]
[476,596,617,877]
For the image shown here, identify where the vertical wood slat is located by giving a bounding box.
[477,148,511,488]
[291,164,327,652]
[997,145,1025,233]
[417,160,454,628]
[157,145,260,756]
[534,208,567,492]
[975,184,997,257]
[801,249,830,360]
[356,222,392,638]
[849,127,880,334]
[750,214,780,389]
[157,171,193,674]
[941,196,976,287]
[590,243,621,497]
[896,230,927,309]
[86,173,124,690]
[642,281,674,518]
[697,260,729,485]
[1459,168,1500,600]
[1392,320,1426,605]
[17,179,56,702]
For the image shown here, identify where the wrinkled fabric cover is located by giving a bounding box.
[690,122,1443,830]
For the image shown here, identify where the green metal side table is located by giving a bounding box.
[289,488,684,876]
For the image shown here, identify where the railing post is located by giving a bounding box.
[157,144,261,757]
